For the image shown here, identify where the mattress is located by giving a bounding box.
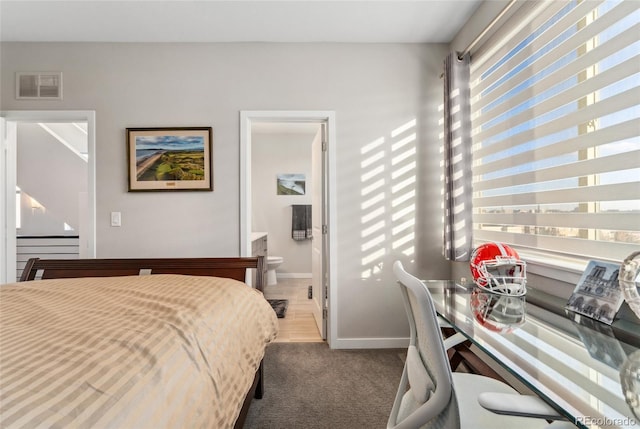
[0,274,278,429]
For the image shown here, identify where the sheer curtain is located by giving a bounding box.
[443,52,474,261]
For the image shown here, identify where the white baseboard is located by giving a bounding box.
[330,337,409,349]
[276,273,311,279]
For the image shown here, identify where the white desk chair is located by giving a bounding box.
[388,261,565,429]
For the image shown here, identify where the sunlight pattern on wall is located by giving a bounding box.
[360,119,417,279]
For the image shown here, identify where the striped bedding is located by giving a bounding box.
[0,274,278,429]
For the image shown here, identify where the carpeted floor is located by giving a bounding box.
[244,342,405,429]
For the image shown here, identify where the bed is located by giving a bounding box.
[0,256,278,429]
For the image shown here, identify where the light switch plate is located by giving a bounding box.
[110,211,121,227]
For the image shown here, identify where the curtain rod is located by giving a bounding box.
[457,0,518,60]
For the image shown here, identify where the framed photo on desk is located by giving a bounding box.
[566,260,625,325]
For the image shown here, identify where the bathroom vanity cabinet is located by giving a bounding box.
[251,232,268,288]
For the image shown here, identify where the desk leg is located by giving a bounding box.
[442,328,505,383]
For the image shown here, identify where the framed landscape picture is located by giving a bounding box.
[277,173,306,195]
[127,127,212,191]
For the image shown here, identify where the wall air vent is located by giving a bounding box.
[16,72,62,100]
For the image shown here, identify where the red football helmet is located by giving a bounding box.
[470,242,526,296]
[470,288,526,334]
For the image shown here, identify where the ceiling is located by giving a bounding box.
[0,0,483,44]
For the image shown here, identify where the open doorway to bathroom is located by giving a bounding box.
[253,122,320,342]
[240,111,337,346]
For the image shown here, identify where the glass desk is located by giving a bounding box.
[423,280,640,429]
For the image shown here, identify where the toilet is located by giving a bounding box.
[266,256,284,286]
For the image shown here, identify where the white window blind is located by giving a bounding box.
[470,0,639,264]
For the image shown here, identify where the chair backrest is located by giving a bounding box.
[388,261,458,429]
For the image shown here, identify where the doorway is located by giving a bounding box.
[0,111,96,284]
[240,111,336,347]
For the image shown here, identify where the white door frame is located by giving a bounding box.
[1,110,96,284]
[310,126,327,339]
[240,110,337,347]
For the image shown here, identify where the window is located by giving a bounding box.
[470,0,639,267]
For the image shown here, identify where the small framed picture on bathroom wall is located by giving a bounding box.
[277,174,306,195]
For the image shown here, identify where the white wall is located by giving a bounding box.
[1,42,449,347]
[16,123,86,234]
[18,192,74,236]
[252,131,313,276]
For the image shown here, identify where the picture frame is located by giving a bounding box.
[277,173,306,195]
[565,259,625,325]
[127,127,212,191]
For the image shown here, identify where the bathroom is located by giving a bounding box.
[251,122,323,342]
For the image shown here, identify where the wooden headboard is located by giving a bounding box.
[19,256,265,291]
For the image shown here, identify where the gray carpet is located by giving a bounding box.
[244,342,405,429]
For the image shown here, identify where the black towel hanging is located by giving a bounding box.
[292,205,312,241]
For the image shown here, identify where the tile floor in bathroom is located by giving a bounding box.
[263,277,323,343]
